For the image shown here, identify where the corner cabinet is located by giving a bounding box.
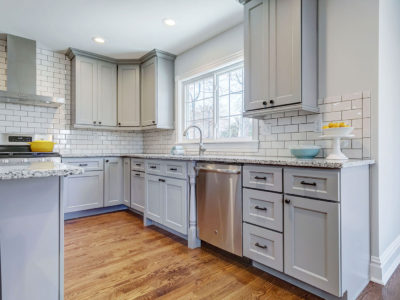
[141,50,175,129]
[104,157,123,207]
[243,0,318,118]
[118,65,140,127]
[72,55,117,127]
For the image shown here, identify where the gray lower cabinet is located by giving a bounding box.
[131,171,145,212]
[123,158,131,206]
[63,171,104,213]
[284,195,341,296]
[145,174,188,235]
[104,157,123,207]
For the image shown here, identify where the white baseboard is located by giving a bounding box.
[370,234,400,285]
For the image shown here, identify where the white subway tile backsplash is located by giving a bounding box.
[0,42,143,155]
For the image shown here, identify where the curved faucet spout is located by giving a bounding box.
[183,125,206,156]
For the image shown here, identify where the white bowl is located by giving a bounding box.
[323,127,354,136]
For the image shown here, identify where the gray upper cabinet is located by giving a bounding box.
[72,55,117,127]
[284,195,341,296]
[243,0,318,117]
[104,157,123,207]
[118,65,140,127]
[141,50,175,129]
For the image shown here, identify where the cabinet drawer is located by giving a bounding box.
[243,223,283,272]
[131,158,145,171]
[145,160,163,175]
[243,165,282,192]
[165,160,187,179]
[284,168,339,201]
[62,157,104,171]
[243,188,283,232]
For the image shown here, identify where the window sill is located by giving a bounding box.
[176,140,259,153]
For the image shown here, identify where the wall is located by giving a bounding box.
[371,0,400,284]
[0,39,143,155]
[144,23,372,159]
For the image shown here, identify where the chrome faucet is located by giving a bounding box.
[183,125,206,156]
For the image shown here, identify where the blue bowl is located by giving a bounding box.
[290,147,320,159]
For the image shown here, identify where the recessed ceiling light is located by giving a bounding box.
[92,37,105,44]
[163,18,176,26]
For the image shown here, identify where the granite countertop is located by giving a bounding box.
[61,153,375,169]
[0,162,84,180]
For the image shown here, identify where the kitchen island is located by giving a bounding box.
[0,161,83,300]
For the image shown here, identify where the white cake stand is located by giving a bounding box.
[320,134,355,160]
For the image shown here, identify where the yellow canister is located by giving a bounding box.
[28,141,56,152]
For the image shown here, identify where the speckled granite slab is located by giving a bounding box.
[0,162,84,180]
[61,153,374,169]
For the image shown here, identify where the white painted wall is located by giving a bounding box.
[175,24,244,78]
[375,0,400,283]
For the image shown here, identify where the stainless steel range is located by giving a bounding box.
[0,133,60,163]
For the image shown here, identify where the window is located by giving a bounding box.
[182,62,254,143]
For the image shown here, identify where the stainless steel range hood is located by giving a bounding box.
[0,35,65,107]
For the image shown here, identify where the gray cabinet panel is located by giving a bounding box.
[62,157,104,171]
[243,165,282,192]
[123,158,131,206]
[243,188,283,232]
[243,223,283,272]
[104,157,123,206]
[118,64,140,127]
[63,171,104,213]
[141,57,157,127]
[131,171,145,213]
[131,158,145,171]
[284,195,341,296]
[145,174,163,223]
[284,168,339,201]
[164,177,188,234]
[98,61,117,126]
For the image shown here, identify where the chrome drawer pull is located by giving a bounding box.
[254,206,267,211]
[195,167,241,175]
[300,181,317,186]
[79,163,88,167]
[254,176,267,180]
[255,242,267,249]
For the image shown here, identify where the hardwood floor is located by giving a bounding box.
[64,211,399,300]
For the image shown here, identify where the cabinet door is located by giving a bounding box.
[75,56,98,125]
[118,65,140,127]
[145,174,163,223]
[164,178,187,234]
[270,0,301,106]
[141,57,157,126]
[98,61,117,126]
[63,171,104,213]
[244,0,270,111]
[104,158,123,206]
[131,171,145,212]
[284,195,341,296]
[123,158,131,206]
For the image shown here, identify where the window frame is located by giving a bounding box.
[175,52,259,152]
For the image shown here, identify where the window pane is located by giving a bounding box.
[194,81,203,100]
[230,93,243,116]
[230,68,243,93]
[218,117,230,138]
[203,78,214,98]
[203,98,213,119]
[230,116,241,138]
[194,101,203,120]
[187,83,195,101]
[243,117,253,137]
[219,95,229,117]
[186,102,194,121]
[218,73,229,96]
[203,119,214,139]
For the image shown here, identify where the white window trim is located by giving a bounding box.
[174,50,259,153]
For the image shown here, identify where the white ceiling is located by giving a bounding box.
[0,0,243,58]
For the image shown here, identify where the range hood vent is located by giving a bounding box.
[0,34,65,107]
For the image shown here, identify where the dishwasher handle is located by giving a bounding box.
[195,166,241,175]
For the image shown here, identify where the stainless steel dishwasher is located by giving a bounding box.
[196,163,242,256]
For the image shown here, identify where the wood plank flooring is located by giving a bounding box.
[64,211,399,300]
